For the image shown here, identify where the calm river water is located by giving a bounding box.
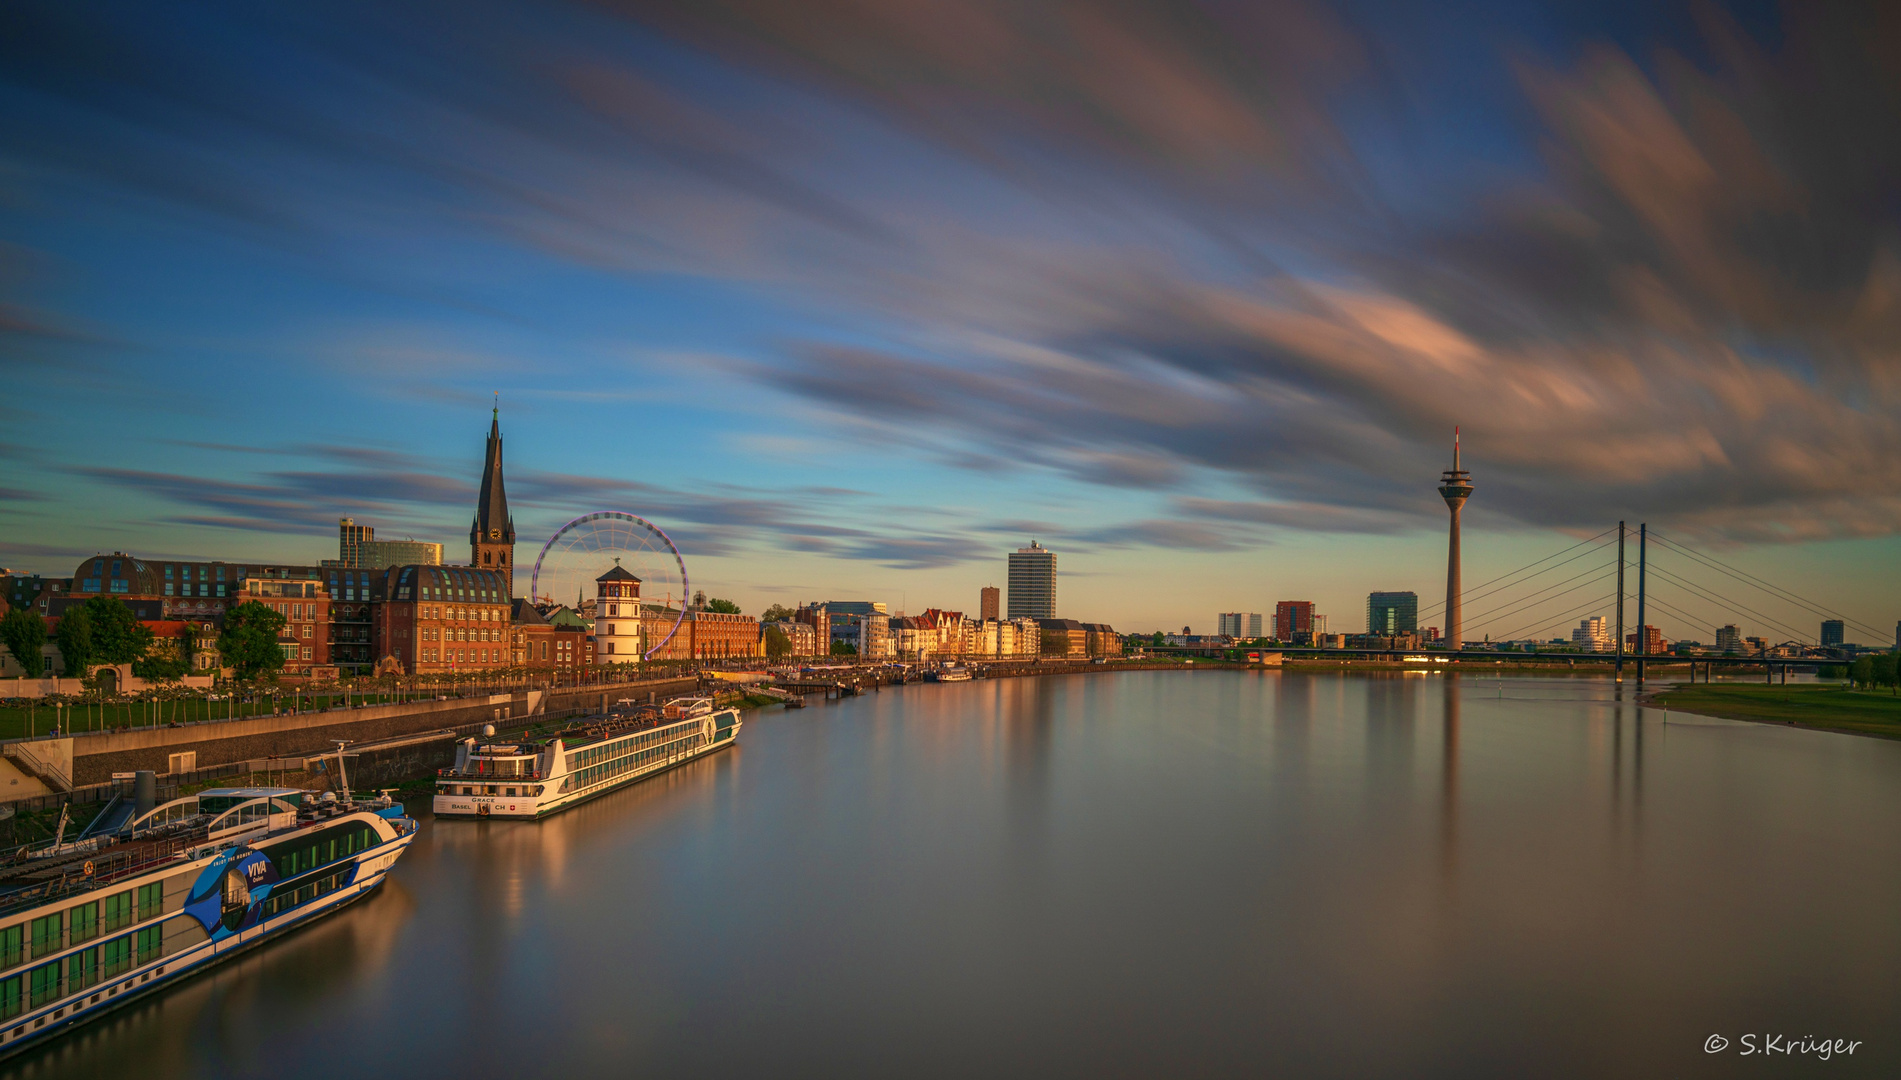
[6,671,1900,1078]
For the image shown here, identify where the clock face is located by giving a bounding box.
[489,529,500,540]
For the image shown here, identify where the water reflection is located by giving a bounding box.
[8,672,1901,1079]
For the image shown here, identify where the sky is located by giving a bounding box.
[3,0,1899,644]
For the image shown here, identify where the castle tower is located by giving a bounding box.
[595,561,643,664]
[471,406,517,596]
[1438,428,1474,651]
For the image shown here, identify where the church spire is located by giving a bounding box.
[471,403,517,596]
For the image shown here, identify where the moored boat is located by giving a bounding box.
[432,697,741,819]
[0,785,416,1059]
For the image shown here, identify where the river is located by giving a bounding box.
[6,671,1899,1078]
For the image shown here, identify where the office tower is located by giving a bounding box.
[1007,541,1056,619]
[1274,601,1315,640]
[980,586,1000,621]
[1715,624,1742,653]
[339,518,373,567]
[1366,591,1419,635]
[1572,616,1612,652]
[1217,613,1264,638]
[1821,619,1844,648]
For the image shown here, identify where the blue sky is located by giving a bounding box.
[3,0,1899,644]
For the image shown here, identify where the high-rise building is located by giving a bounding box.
[1217,613,1263,638]
[1438,428,1473,648]
[1274,601,1314,641]
[339,518,373,567]
[1366,592,1418,635]
[1572,616,1612,652]
[360,540,443,569]
[1007,542,1056,619]
[980,586,1000,622]
[470,407,517,597]
[1715,624,1742,654]
[1625,625,1665,653]
[1821,619,1845,648]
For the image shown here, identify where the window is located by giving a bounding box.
[0,975,19,1020]
[102,892,132,933]
[302,625,312,638]
[302,647,312,660]
[27,963,58,1008]
[136,883,163,921]
[66,949,96,993]
[0,926,19,970]
[100,935,132,979]
[135,925,161,964]
[29,915,59,959]
[68,903,97,945]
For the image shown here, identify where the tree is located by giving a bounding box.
[56,607,94,675]
[133,624,192,681]
[760,604,796,623]
[219,601,288,681]
[83,595,154,665]
[764,625,792,660]
[705,598,742,615]
[0,608,48,678]
[830,640,857,656]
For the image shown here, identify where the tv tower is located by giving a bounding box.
[1439,427,1474,651]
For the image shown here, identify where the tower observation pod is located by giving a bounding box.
[1438,428,1474,651]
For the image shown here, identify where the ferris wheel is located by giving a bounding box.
[529,511,689,659]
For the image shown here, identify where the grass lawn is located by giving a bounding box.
[0,692,417,742]
[1652,683,1901,739]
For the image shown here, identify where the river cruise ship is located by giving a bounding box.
[0,785,415,1059]
[433,697,741,819]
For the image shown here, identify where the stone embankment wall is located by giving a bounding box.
[61,676,697,786]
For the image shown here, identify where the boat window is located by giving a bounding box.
[101,892,133,933]
[27,963,58,1008]
[29,915,60,959]
[0,974,19,1020]
[68,903,98,945]
[100,936,132,979]
[0,927,19,971]
[136,883,163,921]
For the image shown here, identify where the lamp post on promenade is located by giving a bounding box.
[1438,428,1475,654]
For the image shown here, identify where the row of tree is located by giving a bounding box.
[1849,653,1900,692]
[0,597,293,683]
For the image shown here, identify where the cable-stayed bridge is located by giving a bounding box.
[1186,522,1891,683]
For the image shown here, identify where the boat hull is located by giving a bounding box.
[432,731,737,819]
[0,818,415,1062]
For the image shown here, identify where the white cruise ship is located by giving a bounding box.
[0,786,416,1059]
[433,697,741,818]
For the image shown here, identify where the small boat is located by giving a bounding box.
[433,697,741,819]
[935,667,972,682]
[0,785,416,1059]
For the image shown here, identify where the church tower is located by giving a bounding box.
[471,406,517,597]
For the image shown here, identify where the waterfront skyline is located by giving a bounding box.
[5,1,1901,635]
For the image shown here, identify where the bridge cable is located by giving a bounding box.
[1643,565,1816,645]
[1457,558,1619,630]
[1416,527,1619,621]
[1646,531,1888,642]
[1490,591,1622,645]
[1462,566,1621,638]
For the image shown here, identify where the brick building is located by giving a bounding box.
[373,564,514,674]
[235,572,332,675]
